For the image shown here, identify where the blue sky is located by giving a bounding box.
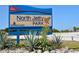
[0,5,79,30]
[0,5,9,29]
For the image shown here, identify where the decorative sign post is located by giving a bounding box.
[9,5,52,44]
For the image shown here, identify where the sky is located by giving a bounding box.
[0,5,9,29]
[0,5,79,30]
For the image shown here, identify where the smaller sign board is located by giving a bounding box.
[10,15,51,27]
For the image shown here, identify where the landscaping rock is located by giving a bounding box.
[15,48,24,53]
[63,47,69,53]
[55,49,61,53]
[30,51,35,53]
[37,50,42,53]
[0,49,8,53]
[50,50,56,53]
[43,51,49,53]
[22,50,29,53]
[68,49,74,53]
[9,50,16,53]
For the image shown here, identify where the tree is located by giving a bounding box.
[52,29,60,32]
[73,26,76,32]
[5,28,8,32]
[61,30,70,32]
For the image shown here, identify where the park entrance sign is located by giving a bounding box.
[9,5,52,44]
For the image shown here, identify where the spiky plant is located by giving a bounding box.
[25,31,39,51]
[52,34,63,49]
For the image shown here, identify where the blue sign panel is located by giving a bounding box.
[9,5,52,35]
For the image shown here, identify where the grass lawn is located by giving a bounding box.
[62,40,79,51]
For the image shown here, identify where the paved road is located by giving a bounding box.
[7,32,79,41]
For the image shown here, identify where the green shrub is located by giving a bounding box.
[5,40,15,49]
[0,31,15,49]
[36,38,53,52]
[36,26,53,52]
[18,44,25,48]
[0,31,7,49]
